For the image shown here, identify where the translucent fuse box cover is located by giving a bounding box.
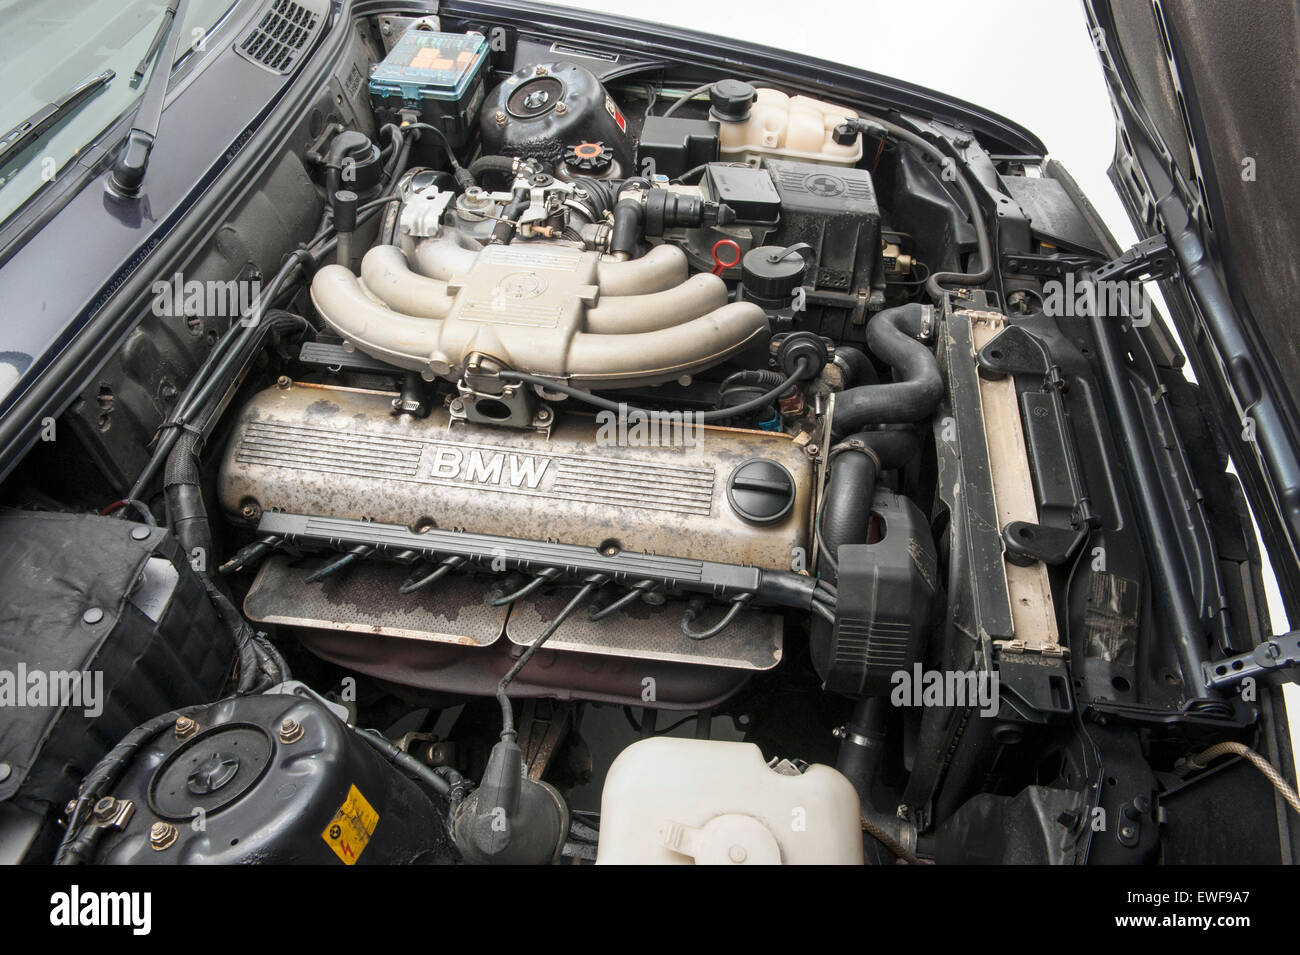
[368,30,489,103]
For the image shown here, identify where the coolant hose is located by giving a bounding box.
[834,695,923,864]
[820,429,919,571]
[832,345,878,388]
[837,698,888,802]
[831,302,942,435]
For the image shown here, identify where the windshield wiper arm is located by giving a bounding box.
[0,70,116,170]
[132,0,183,84]
[109,0,190,197]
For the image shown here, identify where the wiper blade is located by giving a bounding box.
[132,2,180,84]
[0,70,116,169]
[109,0,190,197]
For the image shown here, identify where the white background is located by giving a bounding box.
[541,0,1300,749]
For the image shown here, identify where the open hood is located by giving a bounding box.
[1085,0,1300,619]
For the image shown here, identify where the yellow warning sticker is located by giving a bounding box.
[321,784,379,865]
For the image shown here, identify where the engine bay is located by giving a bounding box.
[1,1,1294,867]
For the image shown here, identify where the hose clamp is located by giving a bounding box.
[827,438,881,470]
[917,305,936,343]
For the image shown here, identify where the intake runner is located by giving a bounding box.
[310,239,770,389]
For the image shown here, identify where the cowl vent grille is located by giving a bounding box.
[236,0,324,74]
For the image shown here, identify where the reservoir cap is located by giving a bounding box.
[709,79,757,122]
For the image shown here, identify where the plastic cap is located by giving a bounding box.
[709,79,757,122]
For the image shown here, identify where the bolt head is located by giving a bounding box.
[555,102,568,115]
[174,716,198,740]
[149,822,178,850]
[131,526,150,541]
[279,717,305,744]
[494,110,507,125]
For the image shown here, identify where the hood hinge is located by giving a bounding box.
[1092,235,1177,284]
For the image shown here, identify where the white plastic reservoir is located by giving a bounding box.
[595,737,864,865]
[717,88,863,166]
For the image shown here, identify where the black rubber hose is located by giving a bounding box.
[831,302,942,435]
[837,697,888,805]
[252,633,291,683]
[820,429,919,577]
[831,345,878,388]
[567,176,617,219]
[610,193,644,257]
[492,185,531,245]
[468,154,518,187]
[821,453,876,575]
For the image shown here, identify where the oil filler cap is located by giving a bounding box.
[727,459,796,524]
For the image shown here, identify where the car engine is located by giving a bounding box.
[2,3,1291,869]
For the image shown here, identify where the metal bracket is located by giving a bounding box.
[1001,250,1104,278]
[1202,631,1300,690]
[89,796,135,831]
[1091,235,1177,284]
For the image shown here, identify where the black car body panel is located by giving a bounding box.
[1086,0,1300,617]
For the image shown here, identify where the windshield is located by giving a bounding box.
[0,0,237,226]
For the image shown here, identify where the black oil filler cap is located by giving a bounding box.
[727,459,796,524]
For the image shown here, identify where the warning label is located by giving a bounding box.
[321,784,379,865]
[605,94,626,132]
